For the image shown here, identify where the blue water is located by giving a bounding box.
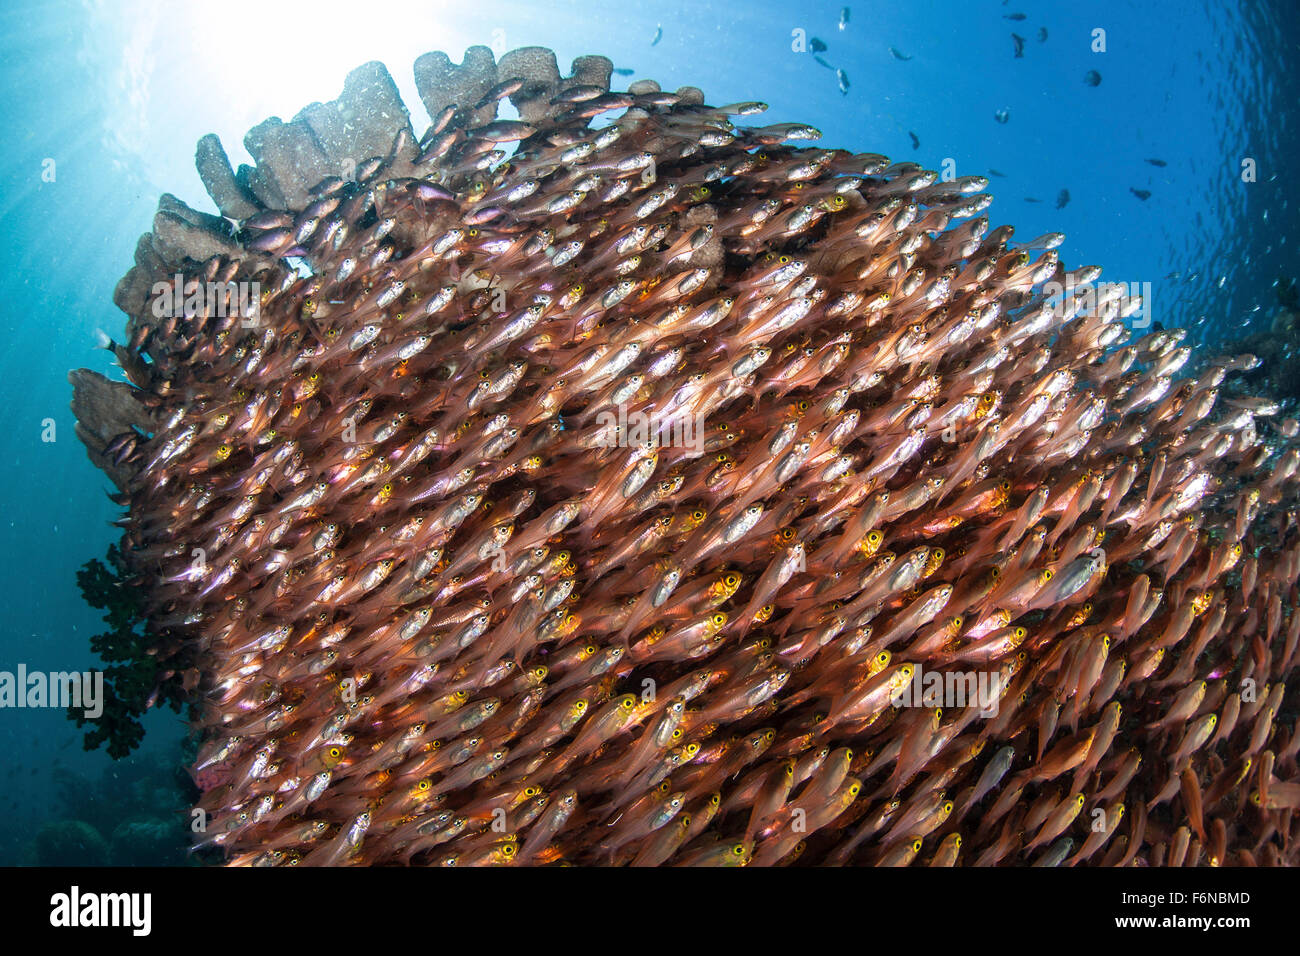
[0,0,1295,864]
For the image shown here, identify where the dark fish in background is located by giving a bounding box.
[1037,27,1048,42]
[988,168,1007,177]
[837,68,850,95]
[1084,70,1102,86]
[889,46,913,61]
[1005,12,1027,19]
[909,130,920,149]
[813,54,835,70]
[613,67,634,76]
[1145,158,1168,167]
[1131,187,1152,200]
[810,37,828,54]
[839,6,850,30]
[994,108,1010,124]
[651,25,662,46]
[1012,33,1025,57]
[1055,188,1070,210]
[1024,196,1042,203]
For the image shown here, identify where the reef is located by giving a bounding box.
[1216,279,1300,407]
[70,44,1300,866]
[33,820,110,867]
[31,748,199,865]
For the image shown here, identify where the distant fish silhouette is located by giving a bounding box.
[1084,70,1102,86]
[1131,188,1152,200]
[994,109,1010,124]
[1145,158,1168,167]
[613,67,634,76]
[988,168,1007,177]
[839,6,850,30]
[813,54,835,70]
[810,37,828,54]
[1024,197,1042,203]
[651,25,662,46]
[1004,12,1027,19]
[1012,33,1025,57]
[837,69,850,95]
[889,46,913,61]
[1055,189,1070,210]
[1037,27,1048,42]
[909,131,920,150]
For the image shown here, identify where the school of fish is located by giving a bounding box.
[70,45,1300,866]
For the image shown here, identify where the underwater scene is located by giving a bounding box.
[2,0,1299,875]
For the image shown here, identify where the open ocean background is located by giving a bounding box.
[0,0,1295,864]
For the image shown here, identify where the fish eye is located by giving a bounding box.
[417,779,431,791]
[671,728,684,741]
[778,255,791,264]
[876,652,889,664]
[911,839,922,852]
[868,531,882,543]
[943,802,953,814]
[621,697,635,710]
[725,573,739,586]
[711,613,727,625]
[328,747,341,758]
